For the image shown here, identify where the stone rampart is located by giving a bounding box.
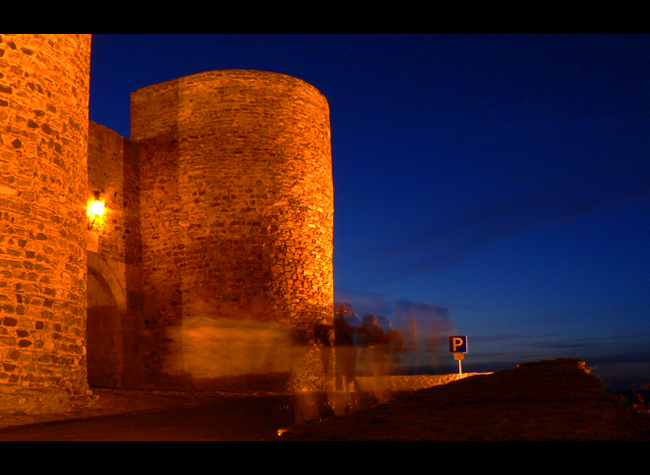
[0,34,92,413]
[131,70,334,392]
[2,36,336,413]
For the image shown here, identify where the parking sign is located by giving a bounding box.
[449,335,468,354]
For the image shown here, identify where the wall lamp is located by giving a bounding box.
[87,192,105,231]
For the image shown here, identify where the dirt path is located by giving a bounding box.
[277,359,650,441]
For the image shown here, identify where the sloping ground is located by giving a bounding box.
[355,372,484,392]
[278,359,650,441]
[0,387,211,430]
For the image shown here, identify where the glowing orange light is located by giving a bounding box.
[87,199,105,230]
[89,200,104,217]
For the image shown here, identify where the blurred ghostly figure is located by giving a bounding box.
[393,299,456,372]
[165,315,295,381]
[414,303,455,356]
[314,319,334,388]
[358,313,390,402]
[333,304,359,394]
[394,300,419,370]
[325,303,363,415]
[385,319,406,369]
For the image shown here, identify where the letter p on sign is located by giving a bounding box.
[449,335,468,354]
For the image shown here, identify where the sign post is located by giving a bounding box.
[448,335,468,376]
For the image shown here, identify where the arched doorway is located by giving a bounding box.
[86,265,123,387]
[86,253,145,388]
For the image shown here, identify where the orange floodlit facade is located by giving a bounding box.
[1,34,334,414]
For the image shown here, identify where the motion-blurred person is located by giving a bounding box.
[333,304,359,395]
[386,321,406,369]
[358,314,390,402]
[394,300,419,371]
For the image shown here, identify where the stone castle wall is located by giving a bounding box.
[86,122,145,389]
[1,35,335,412]
[87,122,143,268]
[0,34,92,413]
[131,71,334,391]
[87,71,335,392]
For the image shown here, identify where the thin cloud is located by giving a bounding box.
[365,174,650,286]
[470,334,526,344]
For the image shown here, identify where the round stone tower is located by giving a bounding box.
[131,70,334,392]
[0,34,92,413]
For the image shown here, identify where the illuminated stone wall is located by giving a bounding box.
[131,70,335,391]
[1,34,335,405]
[87,122,143,268]
[0,34,92,413]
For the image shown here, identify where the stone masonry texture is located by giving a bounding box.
[131,70,334,392]
[2,34,335,414]
[0,34,92,414]
[86,122,145,390]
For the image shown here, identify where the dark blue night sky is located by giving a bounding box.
[89,34,650,389]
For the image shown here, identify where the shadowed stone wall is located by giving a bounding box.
[0,34,92,413]
[86,122,145,389]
